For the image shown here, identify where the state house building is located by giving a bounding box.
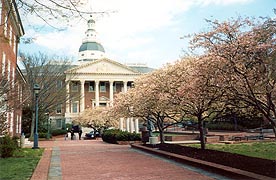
[60,17,153,124]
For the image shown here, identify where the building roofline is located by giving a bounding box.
[16,65,26,84]
[12,0,24,36]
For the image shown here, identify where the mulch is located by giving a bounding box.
[147,143,276,178]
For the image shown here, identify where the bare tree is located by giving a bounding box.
[0,0,114,43]
[17,0,113,31]
[19,52,78,137]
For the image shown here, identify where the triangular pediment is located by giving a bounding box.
[66,58,141,74]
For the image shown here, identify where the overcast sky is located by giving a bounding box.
[19,0,276,68]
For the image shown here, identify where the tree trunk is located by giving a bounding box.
[272,126,276,140]
[156,117,165,144]
[198,119,206,150]
[159,130,165,144]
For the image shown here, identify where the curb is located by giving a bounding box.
[131,143,274,180]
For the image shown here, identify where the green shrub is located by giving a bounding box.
[206,122,244,131]
[102,129,141,144]
[130,133,141,141]
[38,133,47,138]
[102,129,120,144]
[115,131,130,141]
[0,135,19,158]
[51,129,67,136]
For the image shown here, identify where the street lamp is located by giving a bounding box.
[32,84,40,149]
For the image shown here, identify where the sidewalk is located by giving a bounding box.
[31,137,215,180]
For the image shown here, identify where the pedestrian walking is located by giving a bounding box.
[79,129,82,140]
[71,128,74,140]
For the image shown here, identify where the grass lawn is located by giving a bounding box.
[185,142,276,160]
[0,148,44,180]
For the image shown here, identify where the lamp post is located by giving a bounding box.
[32,84,40,149]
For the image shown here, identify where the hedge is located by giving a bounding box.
[102,129,141,144]
[0,135,19,158]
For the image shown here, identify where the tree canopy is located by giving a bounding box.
[108,16,276,148]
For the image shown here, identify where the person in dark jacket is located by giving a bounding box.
[78,129,82,140]
[71,128,74,140]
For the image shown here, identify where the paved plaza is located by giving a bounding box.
[30,137,221,180]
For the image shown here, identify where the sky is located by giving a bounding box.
[18,0,276,68]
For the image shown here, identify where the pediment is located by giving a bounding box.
[66,58,140,74]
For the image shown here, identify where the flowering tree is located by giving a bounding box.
[113,68,182,143]
[76,107,118,130]
[190,17,276,137]
[167,57,225,149]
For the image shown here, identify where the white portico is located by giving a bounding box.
[64,58,142,122]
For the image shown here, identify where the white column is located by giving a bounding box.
[130,117,134,133]
[95,80,99,107]
[119,118,124,130]
[80,80,85,112]
[66,81,70,113]
[123,81,128,93]
[135,118,139,133]
[109,81,114,107]
[126,118,130,132]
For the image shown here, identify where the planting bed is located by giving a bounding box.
[145,143,276,178]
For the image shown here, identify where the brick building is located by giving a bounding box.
[0,0,25,136]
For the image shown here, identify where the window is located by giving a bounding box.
[57,80,63,89]
[10,112,13,132]
[89,82,94,92]
[13,35,16,53]
[7,60,10,81]
[0,2,2,24]
[9,26,12,46]
[100,82,106,92]
[12,67,15,87]
[56,119,62,128]
[16,115,19,133]
[56,104,62,114]
[71,82,78,92]
[72,102,78,113]
[20,85,23,103]
[2,52,6,76]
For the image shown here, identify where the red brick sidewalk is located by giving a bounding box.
[32,138,215,180]
[31,147,52,180]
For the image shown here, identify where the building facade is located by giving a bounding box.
[0,0,25,136]
[62,17,153,124]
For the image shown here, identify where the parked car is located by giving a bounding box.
[183,121,198,130]
[84,131,95,139]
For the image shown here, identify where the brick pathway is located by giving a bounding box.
[32,137,215,180]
